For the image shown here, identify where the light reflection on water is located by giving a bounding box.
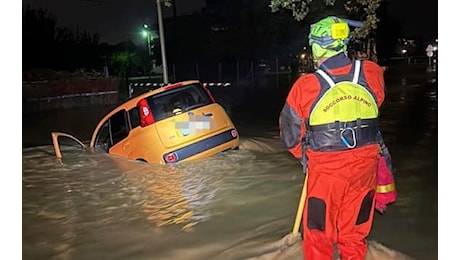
[22,136,305,259]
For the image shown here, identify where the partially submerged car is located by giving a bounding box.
[52,80,240,164]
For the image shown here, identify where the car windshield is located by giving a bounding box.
[147,83,213,121]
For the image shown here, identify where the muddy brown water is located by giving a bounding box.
[23,70,437,259]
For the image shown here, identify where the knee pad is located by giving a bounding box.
[355,190,375,225]
[307,197,326,231]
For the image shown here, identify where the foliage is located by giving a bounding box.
[269,0,335,21]
[269,0,382,39]
[22,5,148,76]
[109,51,143,78]
[347,0,381,39]
[23,5,102,71]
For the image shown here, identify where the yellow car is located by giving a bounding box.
[90,80,239,164]
[51,80,239,164]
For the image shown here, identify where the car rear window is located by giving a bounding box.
[147,83,213,121]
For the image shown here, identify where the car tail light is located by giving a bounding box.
[164,152,178,163]
[137,99,155,127]
[231,129,238,138]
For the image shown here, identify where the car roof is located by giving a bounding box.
[113,80,201,111]
[134,79,200,100]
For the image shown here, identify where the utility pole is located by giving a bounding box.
[142,23,155,75]
[157,0,169,84]
[146,32,152,57]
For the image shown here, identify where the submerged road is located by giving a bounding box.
[22,62,438,259]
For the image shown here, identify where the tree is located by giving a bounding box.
[269,0,381,40]
[269,0,383,63]
[23,5,58,70]
[109,52,141,78]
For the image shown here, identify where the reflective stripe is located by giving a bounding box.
[353,60,361,84]
[316,70,335,88]
[376,183,395,193]
[317,60,362,86]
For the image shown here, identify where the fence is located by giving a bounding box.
[23,77,121,113]
[127,53,436,100]
[127,58,301,96]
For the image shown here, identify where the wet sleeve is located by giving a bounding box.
[363,61,385,107]
[377,131,393,173]
[279,75,318,159]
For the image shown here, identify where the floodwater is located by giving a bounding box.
[23,66,438,259]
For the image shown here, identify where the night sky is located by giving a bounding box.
[384,0,438,40]
[21,0,438,45]
[22,0,207,45]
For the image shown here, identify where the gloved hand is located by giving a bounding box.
[375,155,397,214]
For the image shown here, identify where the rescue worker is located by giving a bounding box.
[279,16,386,260]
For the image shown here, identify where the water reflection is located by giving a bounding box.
[119,160,228,231]
[23,138,303,259]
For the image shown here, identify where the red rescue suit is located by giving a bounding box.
[279,53,385,260]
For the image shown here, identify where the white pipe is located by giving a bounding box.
[157,0,169,83]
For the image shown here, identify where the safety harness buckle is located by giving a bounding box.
[340,125,357,149]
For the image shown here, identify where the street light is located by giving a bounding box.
[142,24,153,57]
[142,24,157,76]
[142,1,168,83]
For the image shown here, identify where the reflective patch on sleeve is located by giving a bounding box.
[279,103,303,149]
[356,190,375,225]
[307,197,326,231]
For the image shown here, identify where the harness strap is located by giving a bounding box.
[308,59,376,152]
[309,118,375,132]
[353,60,361,84]
[316,70,335,88]
[316,59,362,86]
[306,118,379,152]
